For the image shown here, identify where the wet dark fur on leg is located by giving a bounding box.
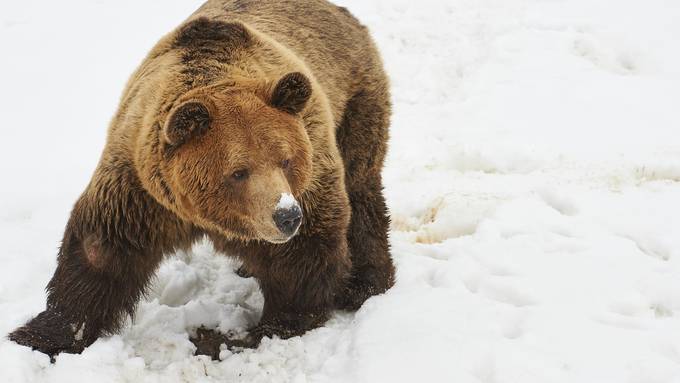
[8,165,197,358]
[335,88,395,310]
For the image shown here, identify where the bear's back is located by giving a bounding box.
[194,0,384,118]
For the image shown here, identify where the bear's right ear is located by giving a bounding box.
[270,72,312,114]
[163,101,212,146]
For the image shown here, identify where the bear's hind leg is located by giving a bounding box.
[335,85,396,310]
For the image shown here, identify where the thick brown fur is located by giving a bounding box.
[9,0,394,360]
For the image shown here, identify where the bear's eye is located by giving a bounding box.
[231,169,249,181]
[282,159,291,169]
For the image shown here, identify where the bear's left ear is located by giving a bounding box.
[270,72,312,114]
[163,100,212,146]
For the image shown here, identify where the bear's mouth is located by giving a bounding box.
[254,226,300,244]
[206,216,298,243]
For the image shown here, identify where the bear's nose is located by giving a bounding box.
[273,205,302,237]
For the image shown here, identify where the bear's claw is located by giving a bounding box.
[235,265,252,278]
[8,310,85,361]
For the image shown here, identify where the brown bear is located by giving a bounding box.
[9,0,394,360]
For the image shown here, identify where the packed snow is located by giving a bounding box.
[2,0,680,382]
[276,193,298,211]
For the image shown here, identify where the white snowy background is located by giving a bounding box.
[2,0,680,382]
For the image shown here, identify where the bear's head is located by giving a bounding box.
[160,72,313,243]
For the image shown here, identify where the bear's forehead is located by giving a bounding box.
[212,98,299,136]
[223,127,295,157]
[204,117,298,164]
[177,89,305,164]
[213,111,296,141]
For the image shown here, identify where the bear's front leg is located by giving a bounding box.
[196,188,352,358]
[251,229,351,343]
[194,231,350,358]
[8,182,183,359]
[9,244,157,359]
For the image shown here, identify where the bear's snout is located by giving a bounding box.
[273,204,302,238]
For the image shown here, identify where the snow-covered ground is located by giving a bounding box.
[2,0,680,382]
